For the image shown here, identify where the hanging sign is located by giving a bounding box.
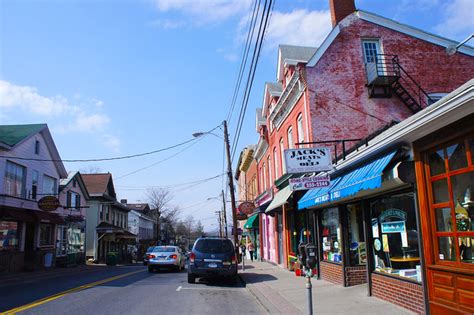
[238,202,255,215]
[284,147,332,174]
[289,175,330,191]
[38,196,60,212]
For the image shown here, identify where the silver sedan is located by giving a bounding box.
[147,246,186,272]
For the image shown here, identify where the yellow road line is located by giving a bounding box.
[2,269,144,315]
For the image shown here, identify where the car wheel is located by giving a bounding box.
[187,273,195,283]
[148,266,154,273]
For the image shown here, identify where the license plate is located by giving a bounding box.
[208,263,217,268]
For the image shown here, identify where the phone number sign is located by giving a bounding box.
[289,175,330,191]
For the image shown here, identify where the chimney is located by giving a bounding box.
[329,0,356,27]
[120,199,127,204]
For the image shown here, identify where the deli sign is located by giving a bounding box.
[284,147,331,174]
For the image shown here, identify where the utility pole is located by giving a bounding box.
[221,189,228,238]
[223,120,239,253]
[215,211,223,237]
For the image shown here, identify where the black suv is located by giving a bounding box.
[188,237,237,283]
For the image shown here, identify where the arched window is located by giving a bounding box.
[263,163,267,190]
[273,148,279,179]
[297,114,304,145]
[280,138,286,175]
[288,127,294,149]
[268,156,273,187]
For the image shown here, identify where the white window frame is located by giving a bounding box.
[297,114,304,144]
[288,127,294,149]
[4,161,26,198]
[280,139,286,175]
[273,148,279,180]
[42,175,57,196]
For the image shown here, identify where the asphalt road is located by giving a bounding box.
[0,265,265,315]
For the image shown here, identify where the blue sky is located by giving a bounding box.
[1,0,472,231]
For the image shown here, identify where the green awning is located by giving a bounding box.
[244,213,259,229]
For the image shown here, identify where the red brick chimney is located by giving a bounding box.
[329,0,356,27]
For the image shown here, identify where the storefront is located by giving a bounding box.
[414,118,474,314]
[298,149,425,313]
[56,215,85,266]
[244,212,260,260]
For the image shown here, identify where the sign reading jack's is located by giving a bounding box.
[284,147,332,174]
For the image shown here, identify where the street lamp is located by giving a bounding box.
[193,120,239,252]
[446,34,474,55]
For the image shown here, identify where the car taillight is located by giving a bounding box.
[148,254,155,259]
[170,254,177,259]
[231,254,236,264]
[190,252,195,263]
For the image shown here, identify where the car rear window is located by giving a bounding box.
[146,247,154,252]
[152,246,176,252]
[194,239,232,253]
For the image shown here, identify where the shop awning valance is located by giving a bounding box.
[244,213,259,229]
[266,185,292,214]
[298,150,397,210]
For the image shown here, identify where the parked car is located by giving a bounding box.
[187,237,237,283]
[143,246,156,266]
[147,246,186,272]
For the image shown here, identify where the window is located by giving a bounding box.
[288,127,294,149]
[280,138,286,175]
[106,206,110,221]
[321,208,342,263]
[427,93,448,105]
[347,203,366,266]
[268,156,273,186]
[426,136,474,265]
[0,221,19,250]
[263,163,267,190]
[40,224,54,246]
[31,170,39,200]
[35,140,40,155]
[362,40,380,64]
[42,175,57,195]
[112,211,116,226]
[67,191,81,210]
[297,114,304,145]
[371,192,420,282]
[100,205,104,221]
[273,148,279,179]
[4,161,26,198]
[56,226,67,256]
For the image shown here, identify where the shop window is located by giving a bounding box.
[56,226,67,257]
[40,224,54,246]
[288,211,306,256]
[68,227,84,253]
[0,221,19,250]
[4,161,26,198]
[347,204,366,266]
[371,192,421,282]
[426,136,474,266]
[321,207,342,263]
[428,149,445,176]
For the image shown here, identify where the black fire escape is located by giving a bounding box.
[365,54,434,113]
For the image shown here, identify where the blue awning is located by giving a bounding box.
[298,151,397,210]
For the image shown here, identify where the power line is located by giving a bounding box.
[1,124,221,163]
[231,0,274,161]
[115,173,224,190]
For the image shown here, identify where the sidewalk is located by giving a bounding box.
[239,261,414,315]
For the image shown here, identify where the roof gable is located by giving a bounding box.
[60,171,90,199]
[82,173,116,198]
[277,45,317,81]
[308,10,474,67]
[0,124,46,148]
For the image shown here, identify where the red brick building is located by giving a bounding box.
[253,0,474,313]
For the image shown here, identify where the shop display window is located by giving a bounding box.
[347,204,366,266]
[288,211,306,255]
[427,136,474,265]
[321,207,342,263]
[0,221,19,250]
[40,224,54,246]
[370,192,421,282]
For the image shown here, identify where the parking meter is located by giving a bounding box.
[298,242,307,266]
[304,243,318,269]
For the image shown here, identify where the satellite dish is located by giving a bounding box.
[446,44,457,55]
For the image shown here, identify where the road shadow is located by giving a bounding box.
[193,276,244,288]
[239,273,278,284]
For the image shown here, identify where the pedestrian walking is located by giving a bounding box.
[247,241,255,262]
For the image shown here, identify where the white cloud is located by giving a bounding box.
[149,19,187,29]
[0,80,120,151]
[152,0,252,25]
[434,0,474,39]
[101,134,121,153]
[265,9,332,49]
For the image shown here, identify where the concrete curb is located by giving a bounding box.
[239,274,279,314]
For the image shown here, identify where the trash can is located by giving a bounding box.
[106,252,117,266]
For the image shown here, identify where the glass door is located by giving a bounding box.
[277,213,284,264]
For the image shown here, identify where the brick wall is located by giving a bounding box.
[345,266,367,286]
[320,261,344,285]
[372,273,425,314]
